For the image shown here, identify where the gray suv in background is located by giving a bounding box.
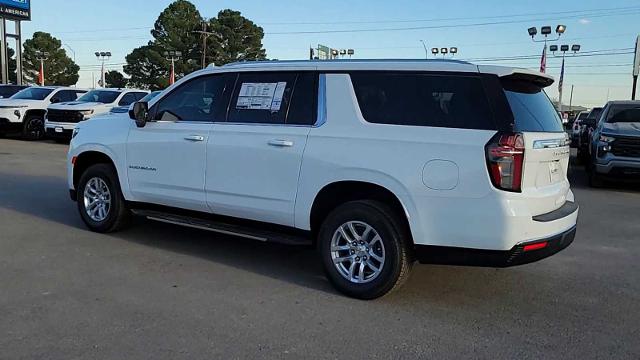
[588,100,640,186]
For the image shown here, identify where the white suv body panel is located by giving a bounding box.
[68,60,577,253]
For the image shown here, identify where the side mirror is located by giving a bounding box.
[130,101,149,128]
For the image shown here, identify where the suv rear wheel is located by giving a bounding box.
[77,163,131,233]
[318,200,412,299]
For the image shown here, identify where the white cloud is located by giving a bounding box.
[579,19,591,25]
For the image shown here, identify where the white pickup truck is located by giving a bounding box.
[46,88,148,141]
[0,86,86,140]
[67,60,578,299]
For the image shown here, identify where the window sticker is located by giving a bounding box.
[236,82,287,111]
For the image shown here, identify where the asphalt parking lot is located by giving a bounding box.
[1,138,639,359]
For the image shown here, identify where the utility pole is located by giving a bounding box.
[193,22,214,69]
[95,51,111,87]
[35,50,48,86]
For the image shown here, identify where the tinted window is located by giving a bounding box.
[502,80,563,132]
[53,90,78,103]
[228,72,298,125]
[140,91,161,103]
[11,87,54,100]
[153,74,229,122]
[605,104,640,123]
[287,72,318,125]
[587,107,603,120]
[118,93,137,106]
[78,90,120,104]
[133,92,148,101]
[0,86,24,98]
[350,72,495,130]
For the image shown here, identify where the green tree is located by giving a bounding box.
[124,0,267,89]
[124,44,168,91]
[23,31,79,86]
[208,9,267,65]
[104,70,128,88]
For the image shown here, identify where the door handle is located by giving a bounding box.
[184,135,205,142]
[268,139,294,147]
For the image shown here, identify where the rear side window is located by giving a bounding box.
[287,72,317,125]
[502,80,563,132]
[350,72,496,130]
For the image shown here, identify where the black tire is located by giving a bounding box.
[22,115,45,141]
[318,200,413,300]
[77,163,131,233]
[589,170,605,188]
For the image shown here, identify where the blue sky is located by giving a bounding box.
[18,0,640,108]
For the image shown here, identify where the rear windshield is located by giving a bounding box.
[587,107,603,120]
[502,80,563,132]
[605,104,640,123]
[78,90,121,104]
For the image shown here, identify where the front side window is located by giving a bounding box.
[350,72,496,130]
[153,74,229,122]
[118,93,137,106]
[11,87,54,100]
[78,90,121,104]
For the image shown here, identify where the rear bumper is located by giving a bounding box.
[414,225,576,267]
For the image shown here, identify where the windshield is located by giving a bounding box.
[140,91,161,103]
[78,90,121,104]
[606,104,640,123]
[11,87,54,100]
[578,112,589,120]
[502,80,563,132]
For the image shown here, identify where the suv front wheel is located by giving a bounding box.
[77,163,131,233]
[22,115,45,141]
[319,200,413,299]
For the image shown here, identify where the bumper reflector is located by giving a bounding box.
[523,241,548,252]
[71,156,77,165]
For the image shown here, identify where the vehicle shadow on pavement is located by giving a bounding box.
[0,170,583,303]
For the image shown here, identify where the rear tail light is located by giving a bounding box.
[486,132,525,192]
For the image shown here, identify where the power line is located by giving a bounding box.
[265,10,640,35]
[260,5,640,25]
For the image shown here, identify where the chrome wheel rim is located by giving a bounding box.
[331,221,385,284]
[83,177,111,222]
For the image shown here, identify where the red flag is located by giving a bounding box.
[539,45,547,73]
[38,61,44,86]
[169,61,175,85]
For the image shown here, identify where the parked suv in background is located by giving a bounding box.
[46,88,148,140]
[67,60,578,299]
[588,100,640,186]
[0,86,86,140]
[571,111,589,146]
[577,106,603,162]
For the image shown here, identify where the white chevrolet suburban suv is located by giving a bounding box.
[67,60,578,299]
[46,88,148,140]
[0,86,86,140]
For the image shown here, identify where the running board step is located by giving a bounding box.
[131,209,312,246]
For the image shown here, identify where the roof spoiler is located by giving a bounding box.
[477,65,555,88]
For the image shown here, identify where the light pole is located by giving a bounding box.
[34,50,48,86]
[420,40,428,59]
[94,51,111,88]
[164,50,182,85]
[528,25,566,73]
[430,47,458,58]
[550,44,580,114]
